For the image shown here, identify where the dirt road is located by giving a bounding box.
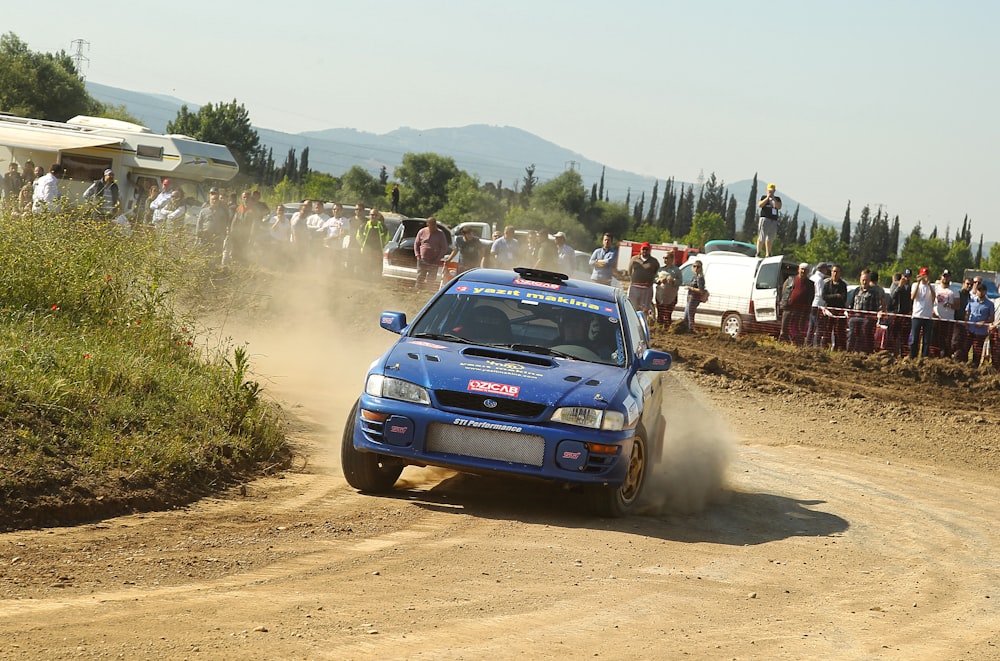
[1,283,998,660]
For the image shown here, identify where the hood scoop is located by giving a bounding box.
[406,352,441,362]
[564,375,602,385]
[462,346,553,367]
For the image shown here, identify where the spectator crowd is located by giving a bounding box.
[771,262,1000,370]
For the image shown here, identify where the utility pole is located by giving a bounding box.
[70,39,90,81]
[565,160,578,172]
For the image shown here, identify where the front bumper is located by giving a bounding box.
[353,394,636,487]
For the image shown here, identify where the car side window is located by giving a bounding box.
[622,302,646,357]
[756,262,780,289]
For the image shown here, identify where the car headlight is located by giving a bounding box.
[551,407,625,431]
[365,374,431,405]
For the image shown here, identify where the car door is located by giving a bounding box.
[751,256,787,322]
[622,301,665,456]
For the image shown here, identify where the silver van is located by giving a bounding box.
[674,252,798,337]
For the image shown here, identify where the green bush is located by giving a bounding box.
[0,207,287,525]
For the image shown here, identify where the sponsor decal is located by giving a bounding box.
[380,316,394,325]
[514,278,561,290]
[456,286,601,312]
[452,418,524,433]
[468,379,521,398]
[561,451,582,460]
[410,340,447,350]
[389,425,409,434]
[459,360,543,380]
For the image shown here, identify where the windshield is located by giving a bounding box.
[409,290,626,366]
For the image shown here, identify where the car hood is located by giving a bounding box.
[381,337,629,408]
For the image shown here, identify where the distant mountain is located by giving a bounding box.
[87,82,831,228]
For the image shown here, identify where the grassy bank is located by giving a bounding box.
[0,207,287,531]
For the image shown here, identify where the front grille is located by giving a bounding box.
[426,422,544,467]
[435,390,547,418]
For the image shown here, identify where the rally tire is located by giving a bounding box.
[341,400,403,493]
[587,432,648,518]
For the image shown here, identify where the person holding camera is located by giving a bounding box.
[756,183,782,257]
[909,266,935,359]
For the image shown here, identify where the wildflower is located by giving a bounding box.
[51,304,59,311]
[186,341,193,346]
[83,353,91,359]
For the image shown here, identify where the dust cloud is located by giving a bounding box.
[205,261,408,474]
[639,373,735,516]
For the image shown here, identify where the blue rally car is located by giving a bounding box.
[342,267,673,516]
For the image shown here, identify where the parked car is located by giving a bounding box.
[341,266,673,516]
[382,218,455,284]
[674,251,798,337]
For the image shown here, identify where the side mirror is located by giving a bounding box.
[379,311,407,334]
[637,349,672,371]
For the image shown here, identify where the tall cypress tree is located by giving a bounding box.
[889,215,900,259]
[645,181,659,224]
[283,147,297,183]
[634,192,645,227]
[726,194,737,238]
[871,208,890,265]
[840,201,852,246]
[598,167,605,202]
[658,178,676,236]
[850,204,872,264]
[674,185,695,238]
[298,146,310,182]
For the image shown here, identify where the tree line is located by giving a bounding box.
[3,31,996,278]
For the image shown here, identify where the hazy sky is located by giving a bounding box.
[9,1,999,242]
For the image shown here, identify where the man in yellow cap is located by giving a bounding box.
[756,183,782,257]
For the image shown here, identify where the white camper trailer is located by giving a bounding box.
[0,113,238,219]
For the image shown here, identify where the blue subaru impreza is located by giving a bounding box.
[342,267,672,516]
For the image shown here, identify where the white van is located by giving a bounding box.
[673,251,798,337]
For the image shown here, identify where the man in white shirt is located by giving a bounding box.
[149,178,180,213]
[554,232,575,273]
[31,164,64,212]
[933,269,957,358]
[909,266,936,359]
[806,262,830,347]
[491,225,519,269]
